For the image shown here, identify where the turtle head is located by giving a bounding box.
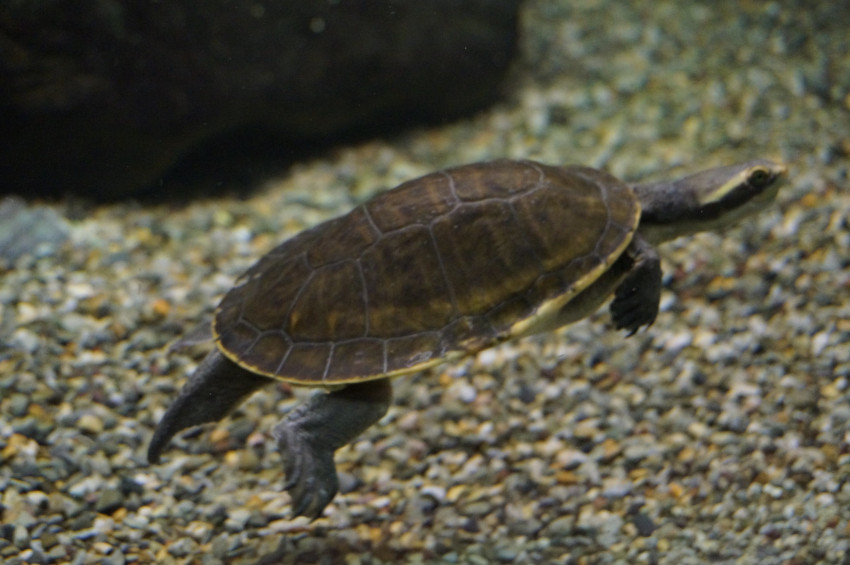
[633,159,787,244]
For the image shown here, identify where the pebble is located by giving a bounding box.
[23,491,48,508]
[9,328,40,354]
[602,477,633,498]
[94,488,125,514]
[544,515,575,537]
[632,512,656,537]
[12,525,29,548]
[0,197,70,265]
[555,449,589,469]
[102,549,126,565]
[168,537,197,557]
[185,520,214,542]
[8,394,30,418]
[420,485,447,502]
[224,508,253,531]
[77,413,105,434]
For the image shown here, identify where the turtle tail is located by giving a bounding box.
[147,348,273,463]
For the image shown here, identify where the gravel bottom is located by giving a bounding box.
[2,1,849,564]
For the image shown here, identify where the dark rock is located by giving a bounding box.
[632,512,657,537]
[118,475,145,497]
[68,510,96,531]
[11,418,53,445]
[94,488,125,515]
[0,0,522,197]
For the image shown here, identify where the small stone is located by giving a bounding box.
[397,411,420,431]
[27,549,49,565]
[544,515,574,537]
[211,535,230,559]
[38,532,58,550]
[47,545,68,561]
[446,485,466,503]
[686,421,710,439]
[13,524,29,548]
[224,508,252,531]
[573,419,601,440]
[24,491,49,509]
[9,328,40,353]
[167,537,196,558]
[201,555,225,565]
[209,427,230,445]
[186,520,212,543]
[11,511,36,530]
[632,512,656,536]
[77,413,105,435]
[663,331,693,353]
[464,501,492,516]
[582,510,623,547]
[16,302,40,324]
[122,514,149,530]
[102,548,126,565]
[8,394,29,417]
[465,553,489,565]
[555,449,589,469]
[623,443,660,464]
[555,470,580,485]
[447,381,477,403]
[94,488,124,515]
[420,485,447,502]
[0,197,70,265]
[495,546,519,562]
[602,477,632,498]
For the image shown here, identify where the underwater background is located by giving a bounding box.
[1,1,849,563]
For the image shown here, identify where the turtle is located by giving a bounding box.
[148,158,786,519]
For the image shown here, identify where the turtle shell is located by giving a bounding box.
[214,159,640,385]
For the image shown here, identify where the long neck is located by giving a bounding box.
[631,180,702,245]
[631,160,786,245]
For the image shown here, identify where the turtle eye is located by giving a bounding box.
[748,167,771,188]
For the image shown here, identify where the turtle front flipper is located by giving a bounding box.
[274,378,393,520]
[610,234,662,335]
[148,349,273,463]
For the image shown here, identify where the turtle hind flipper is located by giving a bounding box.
[147,349,273,463]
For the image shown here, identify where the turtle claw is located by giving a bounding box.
[611,282,658,335]
[611,235,661,335]
[274,420,338,520]
[271,380,392,520]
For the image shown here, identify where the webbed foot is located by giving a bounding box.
[272,379,392,520]
[610,235,662,335]
[274,419,339,520]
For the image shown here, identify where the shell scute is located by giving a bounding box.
[366,171,457,232]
